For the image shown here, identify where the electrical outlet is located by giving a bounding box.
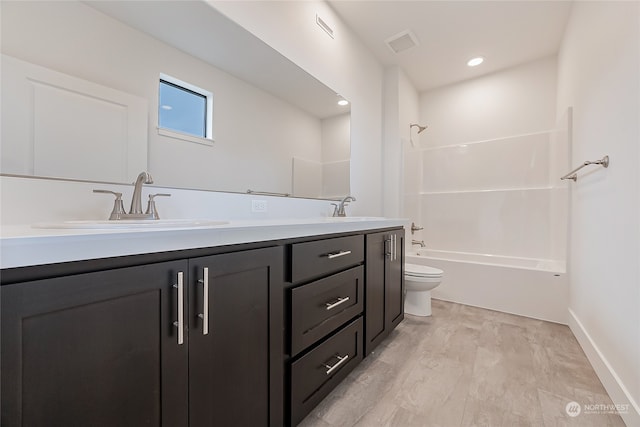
[251,199,268,213]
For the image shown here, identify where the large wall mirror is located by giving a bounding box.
[0,1,351,200]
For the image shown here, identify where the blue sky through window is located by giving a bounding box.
[159,80,207,138]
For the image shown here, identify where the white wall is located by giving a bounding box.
[321,113,350,164]
[1,1,323,195]
[0,175,336,227]
[383,66,420,218]
[419,56,558,148]
[557,2,640,424]
[321,113,351,198]
[212,1,384,216]
[291,114,350,199]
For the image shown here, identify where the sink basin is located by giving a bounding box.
[33,219,229,229]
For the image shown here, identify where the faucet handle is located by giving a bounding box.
[410,222,424,235]
[330,203,339,217]
[93,189,126,220]
[145,193,171,220]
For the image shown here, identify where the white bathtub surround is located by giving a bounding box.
[404,127,570,322]
[404,56,570,325]
[414,128,570,260]
[420,187,567,260]
[557,2,640,425]
[406,251,567,324]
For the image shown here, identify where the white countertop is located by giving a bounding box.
[0,217,406,269]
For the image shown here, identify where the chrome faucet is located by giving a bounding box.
[332,196,356,217]
[94,171,166,220]
[130,171,153,214]
[410,222,424,235]
[412,239,426,248]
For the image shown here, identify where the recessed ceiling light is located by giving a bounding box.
[467,57,484,67]
[161,105,173,110]
[337,99,349,106]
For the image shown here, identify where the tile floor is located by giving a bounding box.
[299,299,626,427]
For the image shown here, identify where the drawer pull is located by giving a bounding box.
[323,354,350,375]
[173,272,184,345]
[325,296,350,311]
[326,250,352,259]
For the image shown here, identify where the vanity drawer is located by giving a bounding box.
[290,317,363,426]
[290,235,364,283]
[290,266,363,356]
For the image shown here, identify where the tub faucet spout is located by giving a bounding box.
[412,239,426,248]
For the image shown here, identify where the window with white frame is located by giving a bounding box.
[158,74,213,143]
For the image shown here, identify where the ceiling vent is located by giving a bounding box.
[385,30,419,54]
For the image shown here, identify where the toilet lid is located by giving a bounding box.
[405,263,443,278]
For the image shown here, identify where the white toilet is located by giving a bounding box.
[404,264,444,316]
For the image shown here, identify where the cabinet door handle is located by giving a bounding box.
[385,238,392,258]
[173,272,184,345]
[392,234,397,261]
[198,267,209,335]
[323,354,349,375]
[326,250,351,259]
[325,296,350,311]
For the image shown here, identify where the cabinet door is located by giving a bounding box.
[188,246,283,427]
[1,261,189,427]
[365,231,387,355]
[386,229,405,330]
[364,229,404,355]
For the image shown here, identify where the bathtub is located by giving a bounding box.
[406,249,568,323]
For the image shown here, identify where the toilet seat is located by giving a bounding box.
[405,263,443,278]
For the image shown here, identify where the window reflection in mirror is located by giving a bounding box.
[159,77,211,140]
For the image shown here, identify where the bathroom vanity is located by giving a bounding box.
[0,219,405,427]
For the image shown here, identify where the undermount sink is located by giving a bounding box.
[33,219,229,230]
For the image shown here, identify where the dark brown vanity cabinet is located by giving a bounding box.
[364,229,405,355]
[1,246,283,427]
[188,247,283,427]
[1,226,406,427]
[1,260,189,427]
[287,234,366,426]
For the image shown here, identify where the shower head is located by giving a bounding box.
[409,123,427,147]
[410,123,427,134]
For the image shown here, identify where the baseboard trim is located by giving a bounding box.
[568,308,640,427]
